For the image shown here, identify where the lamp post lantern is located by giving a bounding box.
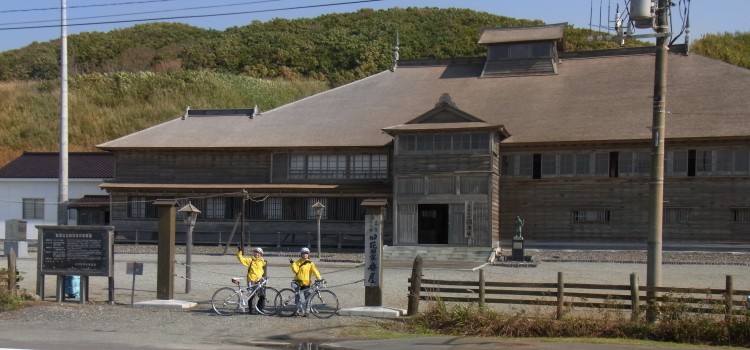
[178,202,201,293]
[312,201,325,258]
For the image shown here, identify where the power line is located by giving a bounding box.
[0,0,182,14]
[0,0,383,31]
[0,0,284,26]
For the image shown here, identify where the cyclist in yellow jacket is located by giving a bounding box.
[289,247,324,316]
[237,246,267,314]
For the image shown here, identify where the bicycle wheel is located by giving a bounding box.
[211,287,242,316]
[274,288,298,317]
[255,287,279,316]
[309,290,339,319]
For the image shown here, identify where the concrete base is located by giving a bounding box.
[133,299,197,309]
[337,306,405,318]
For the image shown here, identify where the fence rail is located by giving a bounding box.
[409,270,750,319]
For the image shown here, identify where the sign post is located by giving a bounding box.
[126,261,144,307]
[361,199,387,306]
[36,225,115,303]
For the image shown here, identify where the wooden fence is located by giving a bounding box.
[408,269,750,320]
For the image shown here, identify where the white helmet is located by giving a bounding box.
[300,247,310,254]
[252,247,264,254]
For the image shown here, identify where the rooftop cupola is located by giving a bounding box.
[478,23,565,78]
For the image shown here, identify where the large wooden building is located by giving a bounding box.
[98,24,750,248]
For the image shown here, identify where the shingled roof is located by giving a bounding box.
[0,152,114,178]
[97,45,750,150]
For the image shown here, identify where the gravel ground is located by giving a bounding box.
[110,244,750,265]
[2,245,749,346]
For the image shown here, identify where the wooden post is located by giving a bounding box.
[478,268,485,307]
[154,199,177,300]
[407,255,423,316]
[725,275,733,326]
[557,272,564,320]
[630,273,640,321]
[7,248,17,295]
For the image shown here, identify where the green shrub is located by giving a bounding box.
[0,268,24,312]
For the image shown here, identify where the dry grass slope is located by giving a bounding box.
[0,72,328,167]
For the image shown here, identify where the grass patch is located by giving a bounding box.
[401,300,750,347]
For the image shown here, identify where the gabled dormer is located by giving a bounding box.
[407,93,486,124]
[383,94,509,156]
[478,23,565,78]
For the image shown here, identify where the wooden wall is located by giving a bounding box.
[499,176,750,243]
[115,150,271,183]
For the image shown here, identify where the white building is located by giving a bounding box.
[0,152,113,239]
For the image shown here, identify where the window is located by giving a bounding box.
[664,208,692,223]
[619,152,650,177]
[519,155,533,177]
[526,153,609,178]
[594,153,610,176]
[22,198,44,219]
[127,196,158,218]
[398,133,489,155]
[668,150,688,176]
[434,134,451,152]
[289,155,305,179]
[502,154,534,178]
[352,154,388,179]
[735,149,750,174]
[694,148,750,176]
[541,154,557,176]
[572,209,611,224]
[289,154,388,179]
[734,209,750,223]
[696,149,713,173]
[128,196,147,218]
[308,155,346,179]
[205,197,226,219]
[264,198,282,220]
[276,197,373,221]
[575,154,591,176]
[488,42,553,60]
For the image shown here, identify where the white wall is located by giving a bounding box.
[0,178,107,240]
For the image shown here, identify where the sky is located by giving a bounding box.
[0,0,748,53]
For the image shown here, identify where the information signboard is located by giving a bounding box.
[38,226,114,277]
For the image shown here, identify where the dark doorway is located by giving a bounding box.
[418,204,449,244]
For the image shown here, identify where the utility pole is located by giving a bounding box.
[646,0,669,323]
[58,0,69,225]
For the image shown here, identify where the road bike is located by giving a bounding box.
[211,277,279,316]
[275,280,339,318]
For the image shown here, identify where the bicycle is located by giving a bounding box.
[275,280,339,318]
[211,277,279,316]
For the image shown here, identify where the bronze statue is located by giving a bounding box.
[515,216,524,238]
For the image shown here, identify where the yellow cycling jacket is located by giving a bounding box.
[290,258,321,287]
[236,251,267,283]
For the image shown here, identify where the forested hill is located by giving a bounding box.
[0,7,645,85]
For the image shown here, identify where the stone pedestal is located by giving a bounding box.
[511,236,524,261]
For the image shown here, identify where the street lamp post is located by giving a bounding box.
[312,201,325,258]
[178,202,201,294]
